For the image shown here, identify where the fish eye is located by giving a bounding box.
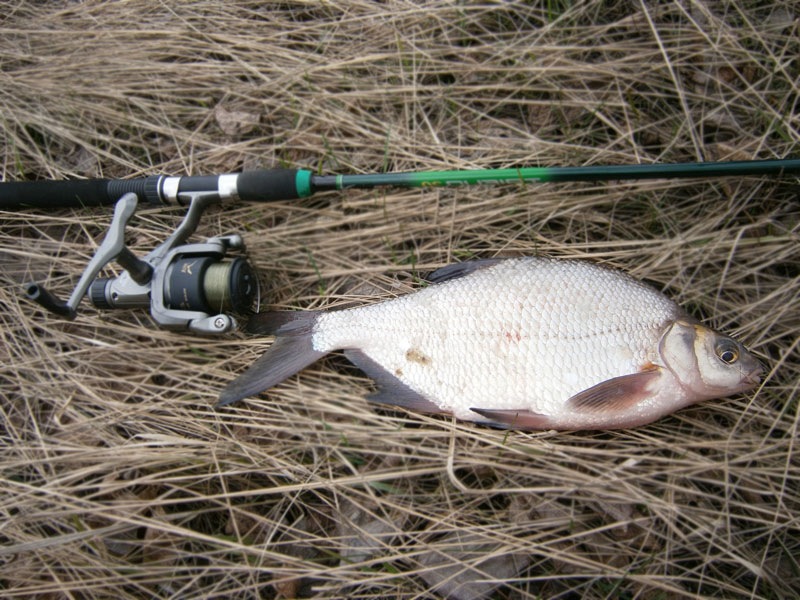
[715,340,739,365]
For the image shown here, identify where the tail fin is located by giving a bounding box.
[217,311,326,407]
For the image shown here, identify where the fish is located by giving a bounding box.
[218,257,763,430]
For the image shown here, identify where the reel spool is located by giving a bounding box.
[162,256,257,316]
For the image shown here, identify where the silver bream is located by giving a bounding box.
[219,257,763,430]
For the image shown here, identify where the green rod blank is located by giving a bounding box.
[310,158,800,192]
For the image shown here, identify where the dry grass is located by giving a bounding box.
[1,1,799,598]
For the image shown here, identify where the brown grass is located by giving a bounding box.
[1,1,798,598]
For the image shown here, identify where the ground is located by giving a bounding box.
[1,2,798,598]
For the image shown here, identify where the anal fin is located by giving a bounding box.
[343,349,444,414]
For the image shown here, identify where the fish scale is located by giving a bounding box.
[220,257,763,430]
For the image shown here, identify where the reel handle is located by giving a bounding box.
[25,193,147,316]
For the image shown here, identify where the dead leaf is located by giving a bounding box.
[214,103,261,136]
[417,531,530,600]
[143,505,179,565]
[335,499,399,565]
[273,578,299,599]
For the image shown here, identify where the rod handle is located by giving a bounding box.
[0,176,163,210]
[235,169,313,202]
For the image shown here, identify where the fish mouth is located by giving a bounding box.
[742,363,765,386]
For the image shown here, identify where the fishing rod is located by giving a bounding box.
[5,157,798,332]
[2,158,799,209]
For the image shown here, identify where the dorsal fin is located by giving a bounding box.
[245,310,319,336]
[427,259,505,284]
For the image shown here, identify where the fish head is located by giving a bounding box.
[659,320,764,403]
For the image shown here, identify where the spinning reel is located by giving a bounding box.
[26,191,258,334]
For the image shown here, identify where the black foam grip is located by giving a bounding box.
[0,177,163,210]
[0,179,113,209]
[236,169,300,202]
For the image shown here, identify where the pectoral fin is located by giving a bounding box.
[567,369,661,413]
